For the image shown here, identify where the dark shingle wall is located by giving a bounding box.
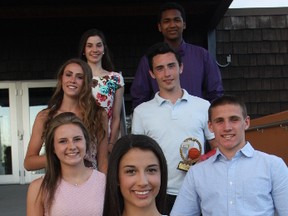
[216,8,288,119]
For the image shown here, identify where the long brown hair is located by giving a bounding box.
[38,112,91,212]
[43,58,106,143]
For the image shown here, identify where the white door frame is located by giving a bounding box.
[0,82,21,184]
[0,80,56,184]
[22,80,56,183]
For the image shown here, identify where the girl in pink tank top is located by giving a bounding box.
[27,112,106,216]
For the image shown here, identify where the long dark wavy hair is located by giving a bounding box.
[43,58,105,144]
[78,28,115,71]
[38,112,90,212]
[103,134,168,216]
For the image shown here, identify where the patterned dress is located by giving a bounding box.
[92,71,124,136]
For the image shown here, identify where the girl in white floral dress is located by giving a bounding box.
[79,29,125,152]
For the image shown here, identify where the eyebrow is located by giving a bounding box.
[122,164,159,168]
[168,62,176,67]
[86,41,102,45]
[147,164,159,167]
[162,16,182,21]
[122,165,135,169]
[213,115,241,121]
[64,70,84,77]
[74,135,84,138]
[155,62,176,69]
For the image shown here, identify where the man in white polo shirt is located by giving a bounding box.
[131,42,216,214]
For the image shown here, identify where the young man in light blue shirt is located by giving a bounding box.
[132,42,216,214]
[171,95,288,216]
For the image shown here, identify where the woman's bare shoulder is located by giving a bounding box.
[35,109,49,122]
[28,176,44,194]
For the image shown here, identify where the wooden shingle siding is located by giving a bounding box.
[216,8,288,119]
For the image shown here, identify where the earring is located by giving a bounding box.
[102,52,104,55]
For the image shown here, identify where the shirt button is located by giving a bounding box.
[230,201,233,205]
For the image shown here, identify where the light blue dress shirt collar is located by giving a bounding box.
[213,142,254,162]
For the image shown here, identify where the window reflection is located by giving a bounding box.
[0,89,12,175]
[28,87,54,175]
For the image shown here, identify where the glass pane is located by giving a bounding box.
[0,89,12,175]
[29,87,54,175]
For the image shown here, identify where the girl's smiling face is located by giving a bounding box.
[53,123,86,167]
[118,148,161,210]
[61,63,84,97]
[84,35,104,64]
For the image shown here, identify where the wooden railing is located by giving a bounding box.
[246,111,288,166]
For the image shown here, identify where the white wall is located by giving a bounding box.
[230,0,288,8]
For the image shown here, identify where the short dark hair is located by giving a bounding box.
[103,134,168,216]
[158,2,186,23]
[208,95,248,121]
[146,42,182,71]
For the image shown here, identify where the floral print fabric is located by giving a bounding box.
[92,71,124,135]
